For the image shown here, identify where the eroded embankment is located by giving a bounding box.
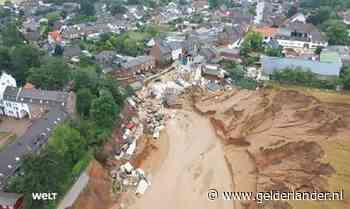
[193,88,350,209]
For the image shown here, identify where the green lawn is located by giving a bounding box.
[268,82,350,105]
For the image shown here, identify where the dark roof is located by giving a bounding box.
[121,56,155,69]
[63,45,81,58]
[219,48,240,55]
[159,42,172,55]
[0,192,22,206]
[199,48,217,60]
[23,31,41,42]
[3,87,69,106]
[0,108,68,188]
[167,41,183,50]
[19,88,68,103]
[3,87,19,98]
[277,22,326,43]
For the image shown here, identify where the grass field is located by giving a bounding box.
[268,82,350,105]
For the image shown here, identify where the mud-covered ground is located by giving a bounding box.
[193,88,350,209]
[71,87,350,209]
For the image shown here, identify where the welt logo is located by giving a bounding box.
[32,193,58,200]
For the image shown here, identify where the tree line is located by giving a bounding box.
[1,20,129,209]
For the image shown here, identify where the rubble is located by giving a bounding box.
[111,162,151,196]
[109,59,233,198]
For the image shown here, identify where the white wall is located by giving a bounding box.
[172,48,182,60]
[3,101,31,119]
[277,39,328,49]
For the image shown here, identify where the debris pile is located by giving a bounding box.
[115,116,144,160]
[111,162,151,196]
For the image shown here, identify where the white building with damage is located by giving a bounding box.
[0,72,30,119]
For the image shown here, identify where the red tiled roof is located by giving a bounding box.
[48,31,62,42]
[252,27,278,38]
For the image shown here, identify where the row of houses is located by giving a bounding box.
[0,73,73,198]
[254,14,327,50]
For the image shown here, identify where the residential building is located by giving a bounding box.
[109,56,156,80]
[218,25,246,47]
[252,26,278,41]
[1,87,31,119]
[0,73,72,189]
[121,56,156,74]
[48,30,62,45]
[275,22,328,49]
[199,47,219,63]
[218,48,241,62]
[341,9,350,25]
[0,72,69,120]
[284,13,307,25]
[0,107,69,188]
[202,64,226,78]
[149,41,173,65]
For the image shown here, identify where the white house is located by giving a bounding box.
[0,73,30,119]
[285,13,307,24]
[0,72,69,119]
[276,22,328,49]
[0,72,16,100]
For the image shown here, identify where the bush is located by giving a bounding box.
[72,152,93,177]
[270,68,339,89]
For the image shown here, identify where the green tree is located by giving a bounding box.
[71,119,99,146]
[46,11,62,25]
[265,46,283,57]
[314,46,323,55]
[306,6,333,25]
[109,0,127,15]
[127,0,141,4]
[178,0,188,5]
[287,6,298,18]
[208,0,220,9]
[240,31,264,56]
[90,89,119,129]
[99,76,125,106]
[10,45,41,85]
[7,149,70,209]
[270,68,338,89]
[0,47,11,70]
[222,61,258,90]
[49,124,87,165]
[76,88,95,117]
[80,0,95,16]
[323,19,350,45]
[1,22,23,46]
[73,67,99,92]
[341,66,350,90]
[28,57,70,90]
